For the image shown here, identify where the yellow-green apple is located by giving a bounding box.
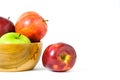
[42,42,77,72]
[15,11,47,42]
[0,32,31,44]
[0,17,15,37]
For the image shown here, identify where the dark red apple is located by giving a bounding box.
[0,17,15,37]
[15,11,47,42]
[42,42,77,72]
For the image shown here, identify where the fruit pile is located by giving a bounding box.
[0,11,76,72]
[0,11,47,43]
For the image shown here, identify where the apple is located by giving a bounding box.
[42,42,77,72]
[0,32,31,44]
[15,11,47,42]
[0,17,15,37]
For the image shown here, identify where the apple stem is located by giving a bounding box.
[8,17,10,20]
[18,34,21,39]
[43,19,49,22]
[61,54,66,60]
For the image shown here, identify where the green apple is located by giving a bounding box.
[0,32,31,44]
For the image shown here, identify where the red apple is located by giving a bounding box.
[42,42,77,72]
[15,11,47,42]
[0,17,15,37]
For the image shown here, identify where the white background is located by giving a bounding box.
[0,0,120,80]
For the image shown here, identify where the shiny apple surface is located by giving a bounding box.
[0,17,15,37]
[42,42,76,72]
[15,11,47,42]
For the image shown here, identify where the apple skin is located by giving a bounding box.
[0,32,31,44]
[42,42,77,72]
[0,17,15,37]
[15,11,47,42]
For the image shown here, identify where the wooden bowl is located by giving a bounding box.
[0,42,42,71]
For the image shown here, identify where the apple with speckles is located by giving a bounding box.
[15,11,47,42]
[0,17,15,37]
[42,42,77,72]
[0,32,31,44]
